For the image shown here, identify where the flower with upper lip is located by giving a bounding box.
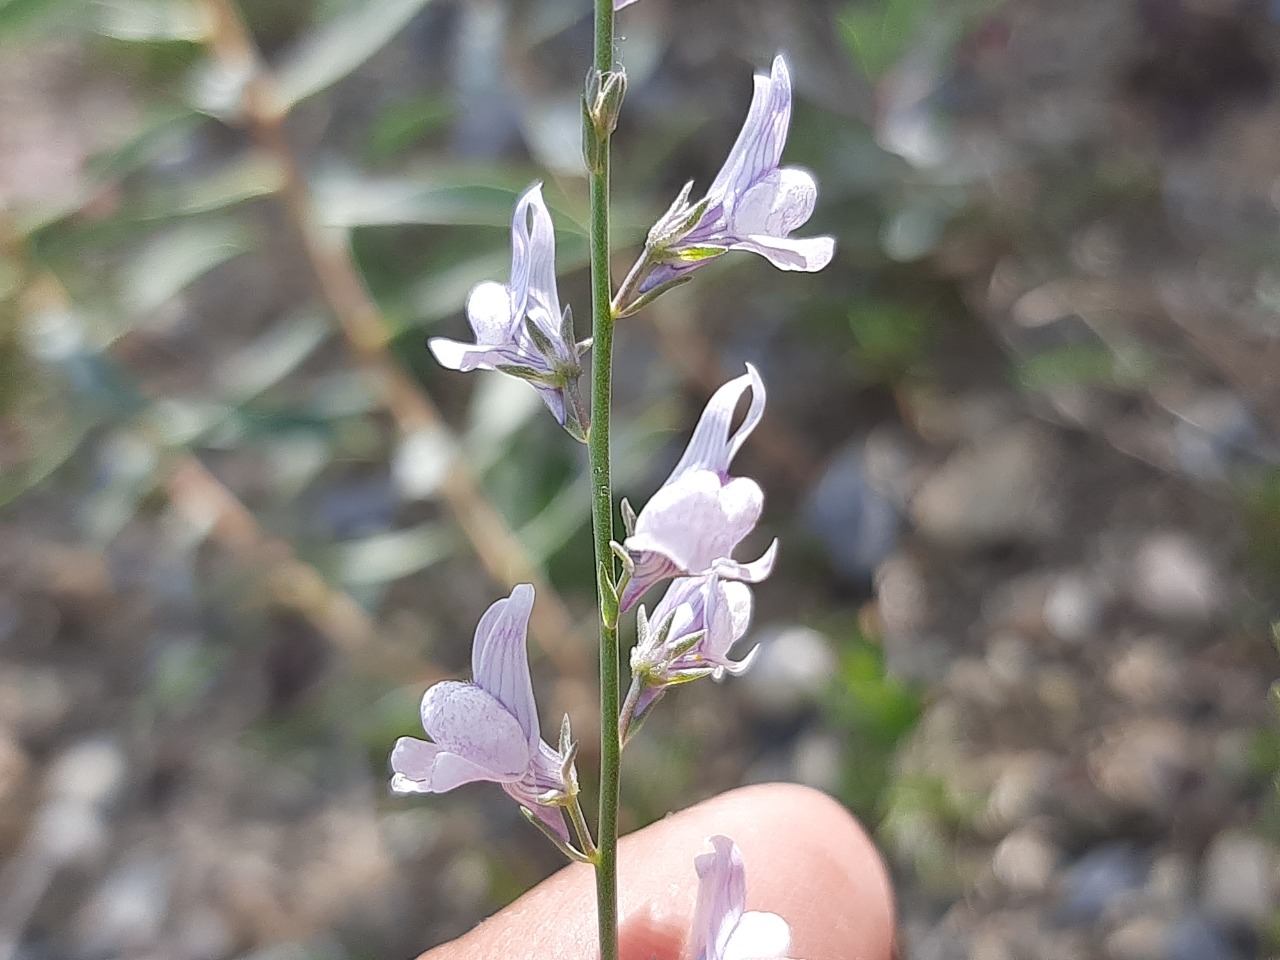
[428,183,587,441]
[389,584,573,841]
[691,836,792,960]
[618,364,777,611]
[634,55,834,298]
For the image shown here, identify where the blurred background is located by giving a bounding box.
[2,0,1280,957]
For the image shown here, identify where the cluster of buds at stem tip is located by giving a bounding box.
[428,184,589,442]
[584,67,627,175]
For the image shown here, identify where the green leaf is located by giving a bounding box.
[137,151,284,219]
[121,219,256,316]
[271,0,439,111]
[215,310,330,402]
[0,0,78,36]
[89,0,205,42]
[332,522,456,586]
[839,0,936,80]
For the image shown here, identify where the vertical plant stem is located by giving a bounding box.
[587,0,618,957]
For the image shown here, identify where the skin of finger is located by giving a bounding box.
[421,782,895,960]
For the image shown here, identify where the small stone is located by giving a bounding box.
[791,730,843,793]
[44,737,127,808]
[738,625,837,721]
[1107,639,1180,706]
[991,827,1059,895]
[876,554,950,683]
[1131,533,1221,623]
[1146,852,1195,905]
[1056,842,1148,925]
[1200,830,1275,924]
[1166,913,1248,960]
[983,752,1055,829]
[909,424,1061,547]
[1089,718,1192,814]
[1105,914,1167,960]
[801,440,901,583]
[74,849,174,955]
[1042,571,1107,643]
[985,633,1035,687]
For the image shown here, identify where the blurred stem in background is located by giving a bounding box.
[195,0,591,683]
[585,0,619,955]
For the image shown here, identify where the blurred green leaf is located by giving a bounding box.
[847,299,930,381]
[121,218,256,316]
[839,0,935,80]
[316,172,543,231]
[367,94,453,163]
[216,310,330,402]
[271,0,437,111]
[0,0,78,35]
[90,0,205,42]
[138,151,284,219]
[86,106,202,183]
[1015,342,1155,391]
[332,521,456,586]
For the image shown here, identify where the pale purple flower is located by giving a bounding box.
[389,584,572,841]
[630,574,755,717]
[691,836,792,960]
[614,0,638,8]
[639,55,834,293]
[428,184,586,440]
[619,364,777,610]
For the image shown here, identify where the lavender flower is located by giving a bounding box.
[614,0,639,11]
[389,584,573,841]
[638,55,834,295]
[619,364,777,610]
[691,836,792,960]
[629,574,755,719]
[428,184,587,440]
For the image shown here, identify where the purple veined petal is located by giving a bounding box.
[721,911,792,960]
[470,584,542,751]
[691,836,748,960]
[729,234,836,273]
[420,681,531,781]
[628,472,765,577]
[465,280,518,344]
[703,578,754,665]
[712,538,779,585]
[730,167,818,239]
[503,781,571,841]
[389,736,514,794]
[619,550,683,612]
[667,365,766,482]
[706,56,792,207]
[428,336,548,375]
[514,184,564,339]
[532,383,568,427]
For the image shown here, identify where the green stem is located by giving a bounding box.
[587,1,618,959]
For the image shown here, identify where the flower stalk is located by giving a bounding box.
[586,0,620,957]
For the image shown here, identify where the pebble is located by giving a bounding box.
[801,440,901,583]
[1104,914,1166,960]
[1130,533,1221,623]
[737,625,838,721]
[1165,913,1249,960]
[790,729,843,793]
[991,827,1059,895]
[74,849,174,956]
[1107,639,1179,706]
[876,554,951,684]
[1055,842,1148,925]
[909,424,1061,547]
[1200,830,1275,924]
[1088,718,1192,814]
[1042,571,1107,644]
